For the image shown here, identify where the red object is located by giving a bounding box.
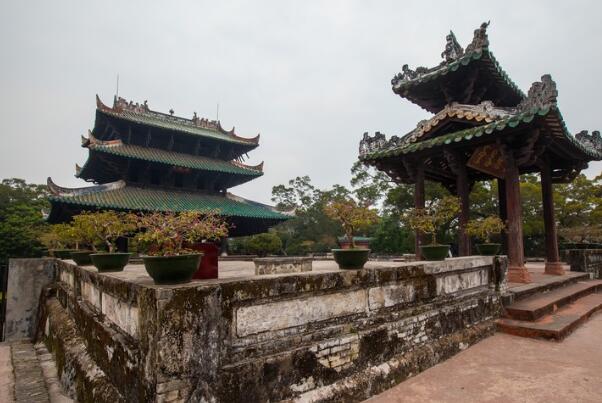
[189,242,219,279]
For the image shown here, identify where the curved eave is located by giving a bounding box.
[95,95,260,148]
[361,105,601,161]
[392,49,525,113]
[47,185,290,221]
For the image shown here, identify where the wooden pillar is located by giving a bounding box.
[504,148,531,283]
[457,164,471,256]
[497,178,508,255]
[414,163,425,260]
[541,159,564,275]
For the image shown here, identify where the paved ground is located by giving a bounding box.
[368,313,602,403]
[0,343,15,403]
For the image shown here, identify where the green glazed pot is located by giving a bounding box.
[90,253,132,272]
[420,245,450,261]
[70,250,94,266]
[51,249,78,259]
[142,254,203,285]
[332,249,370,270]
[476,243,501,256]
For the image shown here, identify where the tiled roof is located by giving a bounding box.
[84,142,263,177]
[392,49,525,102]
[361,105,602,161]
[96,96,259,147]
[49,185,289,220]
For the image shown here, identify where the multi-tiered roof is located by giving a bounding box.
[360,22,602,190]
[47,96,289,236]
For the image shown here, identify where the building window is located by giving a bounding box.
[150,169,160,185]
[174,173,184,188]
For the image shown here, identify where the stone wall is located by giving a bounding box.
[4,258,56,341]
[254,257,312,275]
[566,249,602,279]
[37,256,506,402]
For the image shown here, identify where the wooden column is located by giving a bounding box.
[541,159,564,275]
[414,162,425,260]
[457,163,471,256]
[497,178,508,255]
[504,148,531,283]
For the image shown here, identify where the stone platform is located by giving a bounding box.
[33,256,507,402]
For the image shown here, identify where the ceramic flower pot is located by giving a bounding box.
[90,252,132,272]
[70,250,94,266]
[332,249,370,270]
[142,253,203,285]
[475,243,501,256]
[420,244,449,261]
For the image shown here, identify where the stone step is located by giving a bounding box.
[496,293,602,340]
[509,271,590,302]
[505,280,602,321]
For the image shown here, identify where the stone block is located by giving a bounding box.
[368,283,416,310]
[100,292,139,338]
[236,289,368,336]
[254,257,313,275]
[80,281,101,309]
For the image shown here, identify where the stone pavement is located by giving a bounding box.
[367,312,602,403]
[0,340,72,403]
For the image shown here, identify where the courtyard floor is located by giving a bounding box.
[368,310,602,403]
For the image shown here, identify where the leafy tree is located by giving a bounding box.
[245,232,283,257]
[0,178,49,263]
[323,197,378,248]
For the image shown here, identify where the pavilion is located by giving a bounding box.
[359,22,602,283]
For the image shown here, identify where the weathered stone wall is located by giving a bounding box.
[566,249,602,279]
[5,258,56,341]
[254,257,313,275]
[38,256,506,402]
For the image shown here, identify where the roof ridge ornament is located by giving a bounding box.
[359,132,387,156]
[518,74,558,112]
[441,31,464,62]
[575,130,602,154]
[465,21,490,53]
[47,177,126,197]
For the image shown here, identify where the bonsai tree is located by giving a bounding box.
[466,216,506,243]
[323,198,378,248]
[71,211,102,252]
[40,223,77,250]
[403,196,460,245]
[81,210,138,253]
[135,210,229,256]
[245,232,283,257]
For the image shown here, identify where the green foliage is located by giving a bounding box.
[403,196,460,245]
[71,212,102,251]
[466,216,505,243]
[244,232,283,257]
[323,198,378,248]
[75,211,137,253]
[39,223,76,250]
[136,210,229,257]
[0,178,49,263]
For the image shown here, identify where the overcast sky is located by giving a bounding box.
[1,1,601,204]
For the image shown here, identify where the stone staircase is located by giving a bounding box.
[497,277,602,340]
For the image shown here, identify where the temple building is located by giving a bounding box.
[360,22,602,283]
[47,96,289,236]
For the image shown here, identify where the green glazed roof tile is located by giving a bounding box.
[86,143,262,177]
[49,186,289,220]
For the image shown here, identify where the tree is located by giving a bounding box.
[0,178,49,263]
[245,232,283,257]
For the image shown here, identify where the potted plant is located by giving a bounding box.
[40,223,77,259]
[69,211,101,265]
[324,198,378,270]
[403,196,460,261]
[83,211,137,272]
[466,215,506,255]
[135,210,229,284]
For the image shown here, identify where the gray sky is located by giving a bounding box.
[1,1,601,204]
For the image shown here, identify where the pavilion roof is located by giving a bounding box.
[391,22,525,113]
[78,133,263,178]
[47,178,289,221]
[96,95,260,147]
